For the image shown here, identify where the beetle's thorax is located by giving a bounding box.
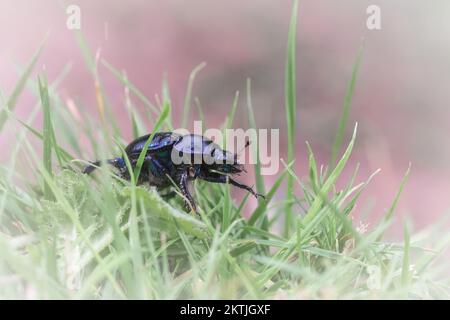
[172,134,238,165]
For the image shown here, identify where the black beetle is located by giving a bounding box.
[83,132,264,212]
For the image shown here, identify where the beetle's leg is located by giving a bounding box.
[83,158,125,175]
[149,157,168,175]
[229,178,266,200]
[83,161,101,174]
[151,165,196,210]
[176,170,197,212]
[199,174,265,200]
[143,156,170,188]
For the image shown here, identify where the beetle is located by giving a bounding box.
[83,132,264,212]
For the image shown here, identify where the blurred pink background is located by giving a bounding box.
[1,0,450,232]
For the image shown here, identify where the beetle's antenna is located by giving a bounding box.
[234,140,251,173]
[237,139,251,155]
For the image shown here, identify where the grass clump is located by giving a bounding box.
[0,1,449,299]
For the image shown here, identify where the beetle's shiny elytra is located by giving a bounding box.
[83,132,264,212]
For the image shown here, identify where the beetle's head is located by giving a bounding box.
[204,141,250,176]
[211,151,244,175]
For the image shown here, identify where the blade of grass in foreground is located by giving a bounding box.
[133,102,170,182]
[27,141,128,298]
[102,59,159,116]
[221,91,241,231]
[330,44,364,168]
[401,220,411,288]
[39,75,54,200]
[302,123,357,225]
[284,0,299,237]
[74,31,121,137]
[0,36,47,132]
[26,123,75,162]
[246,79,266,203]
[182,62,206,128]
[161,75,174,130]
[376,163,411,241]
[123,71,146,139]
[195,97,206,127]
[225,91,239,131]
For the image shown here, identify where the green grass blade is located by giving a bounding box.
[161,74,173,130]
[246,79,266,200]
[221,90,241,230]
[74,32,121,137]
[229,240,257,257]
[102,59,159,115]
[127,188,208,239]
[226,91,240,130]
[302,123,357,225]
[377,163,411,241]
[74,31,95,76]
[247,162,292,227]
[181,62,206,128]
[194,97,205,126]
[0,36,46,132]
[385,163,411,222]
[401,220,411,288]
[38,75,54,200]
[122,72,145,139]
[330,44,364,168]
[221,178,232,232]
[133,102,170,182]
[15,117,75,161]
[306,141,319,192]
[284,0,299,237]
